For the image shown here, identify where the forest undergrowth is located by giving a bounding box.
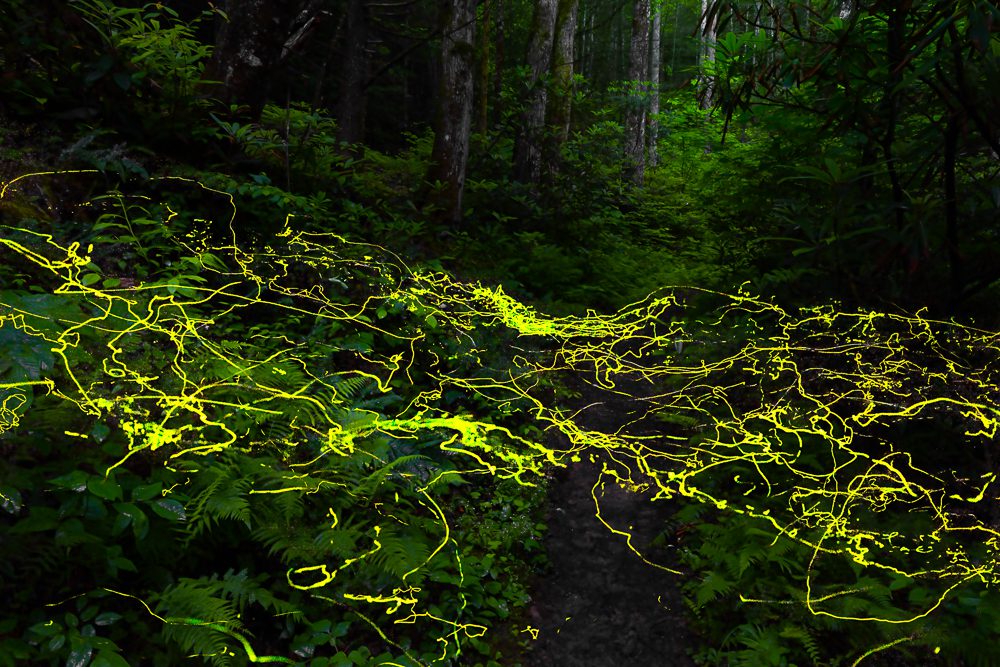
[2,170,999,667]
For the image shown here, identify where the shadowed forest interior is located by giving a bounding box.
[1,1,999,665]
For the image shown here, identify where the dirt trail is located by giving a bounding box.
[523,365,696,667]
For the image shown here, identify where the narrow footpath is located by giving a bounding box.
[524,362,696,666]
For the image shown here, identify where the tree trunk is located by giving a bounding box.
[944,114,962,305]
[700,0,717,108]
[647,2,661,167]
[204,0,279,118]
[544,0,580,177]
[624,0,650,185]
[203,0,323,119]
[336,0,369,146]
[513,0,558,183]
[475,1,491,135]
[427,0,476,224]
[492,0,505,126]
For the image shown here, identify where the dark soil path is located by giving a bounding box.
[523,364,696,667]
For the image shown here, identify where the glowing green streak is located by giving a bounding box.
[3,171,999,662]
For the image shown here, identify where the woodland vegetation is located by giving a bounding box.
[1,0,999,666]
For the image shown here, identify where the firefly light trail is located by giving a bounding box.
[1,171,998,664]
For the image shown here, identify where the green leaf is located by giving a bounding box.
[88,476,123,501]
[94,613,122,627]
[109,555,137,573]
[66,638,93,667]
[51,471,89,492]
[112,511,132,536]
[28,621,62,638]
[91,423,112,443]
[113,502,149,539]
[0,323,55,380]
[112,71,131,91]
[198,253,228,272]
[131,482,162,502]
[92,651,130,667]
[150,498,186,521]
[55,519,95,546]
[0,485,23,514]
[9,507,60,533]
[81,273,102,286]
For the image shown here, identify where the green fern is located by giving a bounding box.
[155,578,244,667]
[779,623,822,666]
[354,454,431,496]
[214,568,302,618]
[253,520,336,563]
[692,570,736,607]
[329,373,375,402]
[368,525,432,580]
[181,454,253,543]
[726,623,790,667]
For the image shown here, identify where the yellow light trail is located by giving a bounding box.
[2,171,998,662]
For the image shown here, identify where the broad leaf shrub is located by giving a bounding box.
[0,1,218,146]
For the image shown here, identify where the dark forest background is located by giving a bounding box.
[3,0,998,317]
[1,1,999,665]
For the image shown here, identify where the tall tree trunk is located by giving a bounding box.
[475,0,491,135]
[581,2,595,82]
[513,0,558,183]
[647,2,661,167]
[336,0,369,145]
[624,0,650,185]
[544,0,580,177]
[204,0,323,119]
[944,114,962,305]
[427,0,476,224]
[668,2,679,85]
[700,0,717,108]
[204,0,281,118]
[492,0,505,127]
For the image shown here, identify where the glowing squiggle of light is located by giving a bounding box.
[2,172,998,662]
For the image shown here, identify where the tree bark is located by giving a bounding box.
[544,0,580,177]
[475,0,491,135]
[624,0,650,185]
[203,0,323,119]
[492,0,505,126]
[427,0,476,224]
[647,2,661,167]
[944,114,962,305]
[699,0,717,109]
[513,0,558,183]
[336,0,369,146]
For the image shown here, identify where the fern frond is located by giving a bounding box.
[780,623,821,666]
[252,522,328,562]
[354,454,432,495]
[368,525,432,580]
[693,570,736,607]
[156,578,244,667]
[216,568,302,618]
[182,455,253,543]
[330,373,375,402]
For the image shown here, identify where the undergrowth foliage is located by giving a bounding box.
[1,171,1000,666]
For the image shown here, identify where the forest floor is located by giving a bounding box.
[522,361,697,667]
